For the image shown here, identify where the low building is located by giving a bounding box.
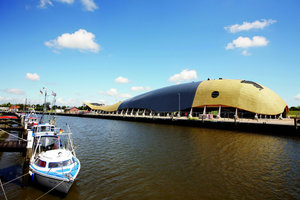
[9,105,20,111]
[65,107,79,114]
[55,109,64,113]
[0,107,9,111]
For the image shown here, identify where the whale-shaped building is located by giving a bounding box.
[85,79,288,117]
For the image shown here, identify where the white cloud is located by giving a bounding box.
[45,29,100,53]
[168,69,198,83]
[226,36,269,50]
[57,97,86,107]
[225,19,276,33]
[26,73,40,81]
[39,0,74,8]
[5,88,25,95]
[295,94,300,101]
[39,0,53,8]
[242,50,251,56]
[131,86,151,92]
[119,93,132,98]
[115,76,129,84]
[106,88,118,96]
[99,88,132,99]
[81,0,98,11]
[0,96,12,101]
[58,0,74,4]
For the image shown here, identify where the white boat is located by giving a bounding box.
[30,148,80,193]
[29,124,80,194]
[24,110,39,129]
[29,88,80,193]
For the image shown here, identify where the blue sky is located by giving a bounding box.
[0,0,299,107]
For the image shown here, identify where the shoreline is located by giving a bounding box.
[50,112,300,135]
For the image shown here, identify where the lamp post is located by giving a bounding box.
[178,93,181,117]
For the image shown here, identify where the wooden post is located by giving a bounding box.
[295,118,298,130]
[23,129,32,186]
[21,116,24,127]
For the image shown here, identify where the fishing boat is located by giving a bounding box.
[24,110,39,129]
[29,88,80,193]
[29,124,80,193]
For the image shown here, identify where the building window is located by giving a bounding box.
[211,91,219,98]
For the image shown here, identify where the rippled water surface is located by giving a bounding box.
[1,115,300,200]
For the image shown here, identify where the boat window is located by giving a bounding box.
[49,162,61,168]
[40,126,51,132]
[48,159,73,168]
[63,159,72,166]
[39,136,60,151]
[35,159,46,168]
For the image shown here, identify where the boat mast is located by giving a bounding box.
[40,88,47,124]
[49,91,57,125]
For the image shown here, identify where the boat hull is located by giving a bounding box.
[33,172,74,194]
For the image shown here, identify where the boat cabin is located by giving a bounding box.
[34,157,76,169]
[32,124,57,135]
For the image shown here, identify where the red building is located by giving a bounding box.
[9,105,20,111]
[65,107,79,114]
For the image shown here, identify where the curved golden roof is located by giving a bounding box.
[85,102,122,112]
[192,79,287,115]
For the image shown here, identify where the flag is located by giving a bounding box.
[52,91,56,97]
[40,90,43,95]
[59,129,64,134]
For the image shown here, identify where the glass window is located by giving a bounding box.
[48,159,72,168]
[211,91,219,98]
[40,126,51,132]
[63,159,72,166]
[49,162,61,168]
[35,159,46,168]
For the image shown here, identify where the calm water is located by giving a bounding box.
[1,115,300,200]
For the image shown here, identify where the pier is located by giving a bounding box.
[0,112,32,186]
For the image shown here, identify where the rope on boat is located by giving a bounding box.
[0,179,8,200]
[2,172,30,186]
[0,128,27,142]
[34,180,65,200]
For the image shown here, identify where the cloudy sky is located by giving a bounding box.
[0,0,299,107]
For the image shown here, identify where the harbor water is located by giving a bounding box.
[1,115,300,199]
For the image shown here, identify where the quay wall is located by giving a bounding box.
[52,112,300,135]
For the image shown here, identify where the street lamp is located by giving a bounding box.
[178,93,180,117]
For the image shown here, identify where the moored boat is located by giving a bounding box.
[29,88,80,194]
[29,123,80,193]
[30,148,80,193]
[24,110,39,129]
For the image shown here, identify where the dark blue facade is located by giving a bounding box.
[118,81,201,112]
